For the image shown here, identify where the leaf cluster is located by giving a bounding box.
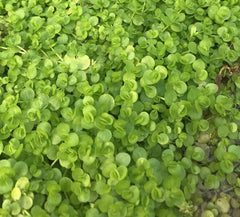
[0,0,240,216]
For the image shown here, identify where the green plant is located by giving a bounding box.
[0,0,240,216]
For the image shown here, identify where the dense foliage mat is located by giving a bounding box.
[1,0,240,216]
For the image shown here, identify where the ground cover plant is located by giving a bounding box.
[1,0,240,216]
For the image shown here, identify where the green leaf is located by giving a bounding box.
[193,59,206,71]
[204,175,220,189]
[97,129,112,142]
[142,69,161,85]
[217,125,229,138]
[141,56,155,69]
[146,29,159,39]
[155,65,168,79]
[76,55,91,70]
[215,95,233,115]
[47,192,62,206]
[116,152,131,167]
[170,101,189,119]
[56,123,70,136]
[171,22,183,32]
[19,195,33,210]
[227,50,238,62]
[157,133,169,145]
[132,147,148,162]
[162,149,174,165]
[97,94,115,112]
[198,38,212,56]
[72,168,90,187]
[60,177,72,192]
[216,6,231,23]
[133,15,144,26]
[200,167,211,180]
[94,181,111,195]
[108,202,127,217]
[198,119,209,132]
[143,85,157,98]
[13,161,28,178]
[168,162,186,180]
[78,188,90,202]
[115,180,130,195]
[83,105,97,123]
[0,177,14,194]
[95,112,114,129]
[65,133,79,147]
[157,208,176,217]
[220,159,233,174]
[228,145,240,159]
[197,95,210,108]
[205,83,219,95]
[97,194,114,213]
[144,180,157,193]
[61,107,74,121]
[165,188,185,207]
[56,73,68,89]
[121,185,139,203]
[31,206,48,217]
[89,16,99,26]
[164,89,177,105]
[195,69,208,81]
[27,64,38,79]
[20,87,35,101]
[180,53,196,65]
[11,187,21,201]
[192,147,205,162]
[217,26,232,42]
[173,81,187,94]
[135,112,150,126]
[110,165,127,181]
[234,76,240,88]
